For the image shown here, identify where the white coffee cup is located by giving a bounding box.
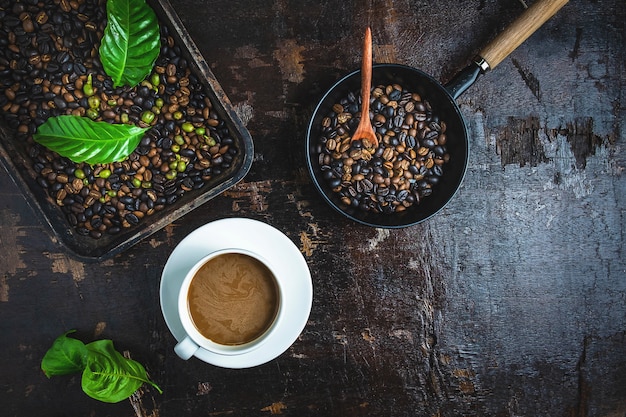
[174,248,284,360]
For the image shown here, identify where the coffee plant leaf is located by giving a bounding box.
[99,0,160,87]
[33,115,148,164]
[82,340,162,403]
[41,330,88,377]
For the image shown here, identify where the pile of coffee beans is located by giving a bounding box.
[0,0,239,239]
[313,83,450,214]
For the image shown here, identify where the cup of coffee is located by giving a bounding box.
[174,248,283,360]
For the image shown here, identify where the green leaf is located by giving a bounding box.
[82,340,162,403]
[41,330,88,378]
[99,0,160,87]
[33,115,148,164]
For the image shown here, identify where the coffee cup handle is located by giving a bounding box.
[174,336,200,360]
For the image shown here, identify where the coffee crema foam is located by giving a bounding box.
[187,253,279,346]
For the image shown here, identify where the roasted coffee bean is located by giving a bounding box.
[125,212,140,226]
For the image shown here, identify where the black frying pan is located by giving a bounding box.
[306,0,569,228]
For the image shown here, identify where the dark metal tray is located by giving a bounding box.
[0,0,253,261]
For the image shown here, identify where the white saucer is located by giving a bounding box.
[159,217,313,368]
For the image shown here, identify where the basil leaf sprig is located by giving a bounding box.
[41,331,162,403]
[99,0,161,88]
[33,115,149,165]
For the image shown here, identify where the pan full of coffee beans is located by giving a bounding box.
[306,64,468,228]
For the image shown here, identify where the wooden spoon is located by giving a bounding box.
[350,27,378,149]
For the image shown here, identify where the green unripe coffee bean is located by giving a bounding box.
[141,111,156,124]
[181,122,194,133]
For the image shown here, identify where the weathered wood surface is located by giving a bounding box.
[1,0,625,416]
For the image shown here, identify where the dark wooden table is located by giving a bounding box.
[2,0,625,415]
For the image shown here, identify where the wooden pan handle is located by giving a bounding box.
[479,0,569,70]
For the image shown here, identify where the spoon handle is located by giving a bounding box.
[361,27,372,113]
[479,0,569,70]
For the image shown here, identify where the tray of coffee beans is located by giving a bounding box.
[0,0,253,260]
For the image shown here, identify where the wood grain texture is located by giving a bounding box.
[1,0,624,416]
